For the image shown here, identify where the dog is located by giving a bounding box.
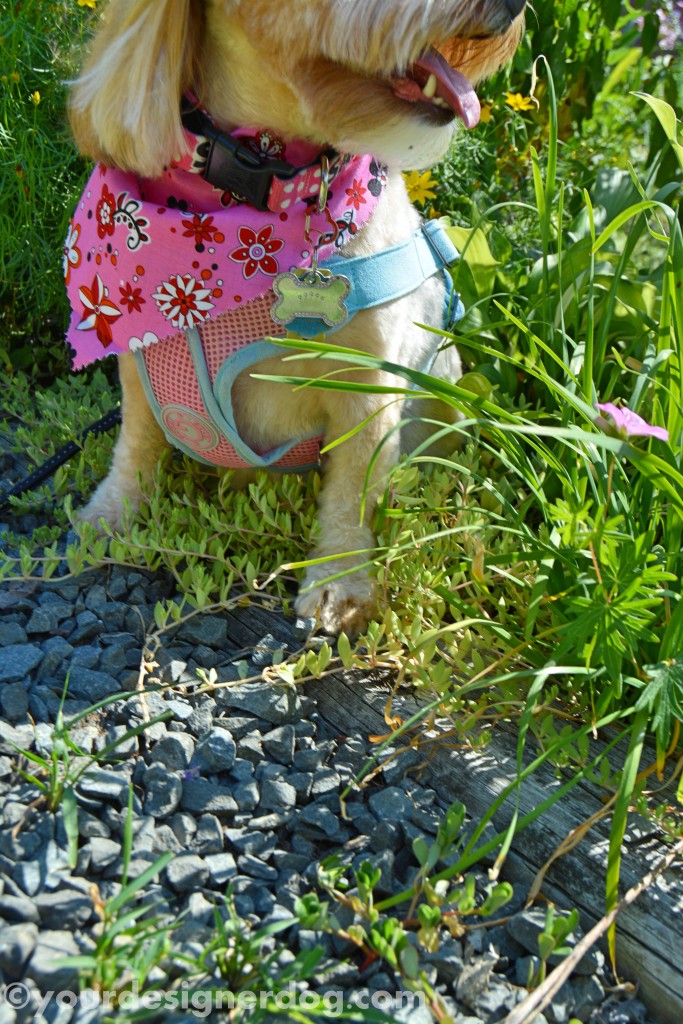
[65,0,524,637]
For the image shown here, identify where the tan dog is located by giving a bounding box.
[68,0,523,636]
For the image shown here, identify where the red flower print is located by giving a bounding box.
[181,213,224,248]
[96,184,117,239]
[345,178,367,211]
[152,274,214,329]
[77,273,122,347]
[63,221,82,285]
[119,281,145,313]
[229,224,284,279]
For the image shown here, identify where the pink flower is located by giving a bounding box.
[595,403,669,442]
[229,224,284,279]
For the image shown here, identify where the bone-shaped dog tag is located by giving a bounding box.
[271,267,350,328]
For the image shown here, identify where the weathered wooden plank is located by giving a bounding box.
[308,669,683,1024]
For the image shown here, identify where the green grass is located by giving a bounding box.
[1,0,683,1013]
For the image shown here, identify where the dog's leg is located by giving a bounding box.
[294,392,401,637]
[79,353,168,530]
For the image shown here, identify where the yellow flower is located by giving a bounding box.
[505,92,535,112]
[30,91,41,105]
[11,71,20,83]
[403,169,438,205]
[77,0,98,7]
[479,101,494,123]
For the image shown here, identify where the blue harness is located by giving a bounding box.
[134,218,463,471]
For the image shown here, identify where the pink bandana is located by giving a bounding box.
[64,127,388,368]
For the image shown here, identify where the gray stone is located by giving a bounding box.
[475,978,525,1018]
[99,645,128,675]
[0,621,28,645]
[368,786,414,822]
[310,768,341,796]
[27,929,81,990]
[25,607,61,634]
[193,814,224,855]
[86,837,122,871]
[292,616,316,640]
[237,854,278,882]
[37,637,73,677]
[251,633,286,666]
[180,778,238,816]
[205,852,238,886]
[423,940,464,985]
[196,727,236,772]
[0,922,38,979]
[1,681,29,723]
[225,827,276,858]
[369,820,401,853]
[186,702,215,739]
[71,645,100,668]
[566,975,605,1019]
[293,747,327,771]
[178,615,228,647]
[65,667,119,702]
[221,681,302,723]
[229,757,255,780]
[153,825,183,855]
[142,763,183,817]
[69,611,103,644]
[0,893,40,924]
[169,813,197,846]
[260,777,297,812]
[289,772,313,801]
[261,724,296,764]
[233,781,259,812]
[0,644,43,682]
[236,733,264,764]
[166,698,194,721]
[165,855,209,892]
[34,890,93,930]
[80,768,130,804]
[298,802,349,843]
[96,724,138,759]
[77,811,110,839]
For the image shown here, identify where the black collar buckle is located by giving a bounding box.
[181,100,300,212]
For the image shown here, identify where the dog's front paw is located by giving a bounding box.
[77,477,140,533]
[295,567,378,638]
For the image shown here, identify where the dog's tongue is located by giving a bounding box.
[393,47,480,129]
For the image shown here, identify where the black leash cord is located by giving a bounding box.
[0,407,122,511]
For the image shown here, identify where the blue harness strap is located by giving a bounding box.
[288,219,463,338]
[134,220,464,470]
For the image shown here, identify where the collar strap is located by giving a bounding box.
[180,99,337,213]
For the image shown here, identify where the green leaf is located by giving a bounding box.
[62,785,79,871]
[635,658,683,751]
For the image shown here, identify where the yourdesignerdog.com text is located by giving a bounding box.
[2,981,426,1018]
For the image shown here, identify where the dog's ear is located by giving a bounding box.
[69,0,204,177]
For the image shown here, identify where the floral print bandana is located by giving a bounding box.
[64,126,387,368]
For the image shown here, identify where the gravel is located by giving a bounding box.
[0,527,665,1024]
